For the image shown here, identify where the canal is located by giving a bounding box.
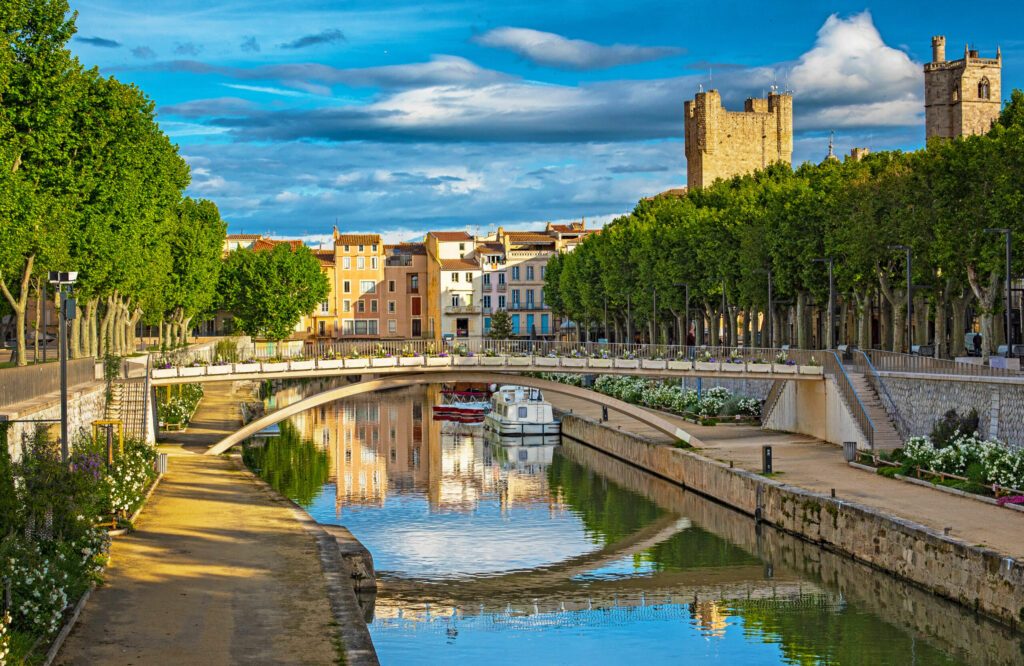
[243,381,1022,665]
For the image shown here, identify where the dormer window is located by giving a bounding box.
[978,77,991,99]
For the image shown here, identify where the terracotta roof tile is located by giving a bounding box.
[313,250,335,266]
[476,242,505,253]
[252,238,304,252]
[430,231,473,241]
[440,258,479,270]
[387,242,427,255]
[335,233,381,246]
[226,233,262,240]
[506,231,555,243]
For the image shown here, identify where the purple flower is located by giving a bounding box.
[996,495,1024,506]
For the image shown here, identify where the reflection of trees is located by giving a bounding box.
[547,454,665,543]
[641,526,761,571]
[243,421,330,505]
[732,597,962,666]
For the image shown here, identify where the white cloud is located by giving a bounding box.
[474,27,683,70]
[223,83,307,97]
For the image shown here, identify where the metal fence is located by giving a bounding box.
[863,349,1019,378]
[853,350,910,440]
[0,357,97,409]
[822,352,876,450]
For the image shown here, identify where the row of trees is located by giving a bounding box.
[545,93,1024,358]
[0,1,226,365]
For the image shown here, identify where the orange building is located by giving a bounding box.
[383,243,428,339]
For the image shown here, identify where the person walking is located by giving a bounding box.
[973,332,982,356]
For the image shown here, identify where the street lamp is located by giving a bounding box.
[984,228,1013,357]
[720,279,728,346]
[813,258,835,349]
[888,245,912,354]
[48,271,78,463]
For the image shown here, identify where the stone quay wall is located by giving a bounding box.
[2,382,107,462]
[881,373,1024,450]
[562,414,1024,629]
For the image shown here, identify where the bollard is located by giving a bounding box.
[762,445,773,475]
[601,406,608,422]
[157,453,169,475]
[842,441,857,462]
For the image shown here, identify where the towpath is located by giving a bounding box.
[550,394,1024,560]
[58,382,341,665]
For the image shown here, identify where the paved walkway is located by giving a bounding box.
[550,394,1024,560]
[58,382,341,665]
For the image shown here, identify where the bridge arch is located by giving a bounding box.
[205,371,701,455]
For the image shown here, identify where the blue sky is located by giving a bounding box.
[68,1,1024,242]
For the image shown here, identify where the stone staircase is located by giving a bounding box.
[104,379,149,441]
[842,368,902,450]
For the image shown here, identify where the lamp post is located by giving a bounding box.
[48,271,78,463]
[651,285,657,345]
[813,258,835,349]
[984,228,1013,356]
[626,294,632,344]
[720,280,727,347]
[674,282,691,349]
[603,295,609,343]
[888,245,912,354]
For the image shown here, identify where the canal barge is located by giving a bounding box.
[483,385,560,445]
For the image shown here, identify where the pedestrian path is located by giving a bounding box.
[550,394,1024,560]
[58,382,340,665]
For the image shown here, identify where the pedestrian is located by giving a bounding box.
[973,332,982,356]
[686,327,696,347]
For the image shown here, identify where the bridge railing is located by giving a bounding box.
[862,349,1018,378]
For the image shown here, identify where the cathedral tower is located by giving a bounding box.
[924,35,1001,140]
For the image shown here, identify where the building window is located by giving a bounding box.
[541,266,546,279]
[344,245,350,252]
[484,317,491,333]
[342,320,378,335]
[483,273,491,286]
[979,77,991,99]
[498,295,506,309]
[372,244,378,252]
[459,242,465,252]
[358,244,364,252]
[343,256,351,269]
[388,300,396,313]
[318,320,326,336]
[451,295,460,307]
[360,280,376,293]
[371,257,378,270]
[370,299,378,313]
[541,313,550,334]
[511,266,520,280]
[511,315,520,335]
[343,300,351,312]
[410,274,419,292]
[526,289,534,307]
[343,280,351,293]
[465,272,472,283]
[451,272,459,282]
[526,265,534,280]
[357,256,365,270]
[388,319,397,333]
[357,301,365,313]
[482,295,491,309]
[498,272,506,285]
[388,280,396,292]
[320,300,329,314]
[511,288,520,306]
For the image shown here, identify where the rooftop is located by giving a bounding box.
[334,233,381,246]
[252,238,304,252]
[440,257,480,271]
[430,231,473,242]
[226,233,263,240]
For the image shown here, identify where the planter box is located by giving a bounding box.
[289,360,316,371]
[667,360,692,371]
[178,366,207,377]
[207,365,233,375]
[721,362,746,372]
[535,357,559,367]
[371,357,397,368]
[747,363,771,373]
[152,368,178,379]
[399,356,422,367]
[772,363,798,374]
[261,362,288,373]
[507,356,532,366]
[799,365,824,375]
[614,359,639,369]
[589,358,613,368]
[641,359,667,370]
[345,358,370,369]
[480,356,505,366]
[234,362,261,374]
[694,361,720,372]
[453,356,479,366]
[560,357,587,367]
[426,356,451,367]
[317,358,345,369]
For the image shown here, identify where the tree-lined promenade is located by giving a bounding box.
[0,1,226,366]
[546,95,1024,359]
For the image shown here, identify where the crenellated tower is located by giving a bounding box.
[924,35,1002,140]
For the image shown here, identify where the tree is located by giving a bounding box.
[488,309,513,339]
[219,243,329,342]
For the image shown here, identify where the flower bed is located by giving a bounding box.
[158,383,204,430]
[0,430,158,663]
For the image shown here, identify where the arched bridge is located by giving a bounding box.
[204,372,704,455]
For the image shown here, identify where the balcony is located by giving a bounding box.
[481,306,493,315]
[444,304,481,315]
[508,303,546,311]
[495,283,507,292]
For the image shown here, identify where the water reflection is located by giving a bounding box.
[246,383,1020,666]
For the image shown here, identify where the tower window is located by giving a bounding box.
[978,78,991,100]
[952,84,959,102]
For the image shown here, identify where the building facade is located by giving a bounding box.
[384,244,427,339]
[683,89,793,189]
[924,36,1002,140]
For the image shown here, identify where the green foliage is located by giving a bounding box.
[243,422,329,506]
[158,383,204,426]
[901,434,1024,490]
[930,408,980,448]
[218,244,330,342]
[488,309,514,339]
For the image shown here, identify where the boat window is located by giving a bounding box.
[518,406,528,418]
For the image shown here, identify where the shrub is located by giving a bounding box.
[930,408,980,448]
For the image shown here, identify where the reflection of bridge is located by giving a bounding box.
[205,372,705,454]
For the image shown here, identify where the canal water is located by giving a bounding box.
[244,382,1021,665]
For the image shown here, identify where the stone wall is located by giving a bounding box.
[763,378,866,447]
[676,376,772,400]
[562,414,1024,629]
[881,374,1024,450]
[2,383,107,462]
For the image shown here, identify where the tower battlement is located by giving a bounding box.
[924,35,1001,140]
[683,89,793,189]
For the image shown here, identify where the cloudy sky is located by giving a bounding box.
[69,1,1023,242]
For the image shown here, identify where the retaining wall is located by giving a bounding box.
[562,414,1024,630]
[762,378,866,448]
[881,374,1024,450]
[2,382,107,462]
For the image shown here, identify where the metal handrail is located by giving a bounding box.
[761,380,787,424]
[824,351,875,450]
[854,350,909,440]
[864,349,1019,378]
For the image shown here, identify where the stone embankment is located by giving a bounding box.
[562,414,1024,630]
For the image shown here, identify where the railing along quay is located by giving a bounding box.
[0,357,96,409]
[863,349,1019,378]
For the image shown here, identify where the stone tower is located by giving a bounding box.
[924,36,1002,140]
[683,89,793,189]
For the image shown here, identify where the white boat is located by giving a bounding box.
[483,385,560,445]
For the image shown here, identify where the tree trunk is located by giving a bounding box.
[0,253,35,366]
[950,289,972,358]
[966,266,1000,359]
[32,277,42,362]
[796,292,809,349]
[913,295,929,346]
[878,271,907,353]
